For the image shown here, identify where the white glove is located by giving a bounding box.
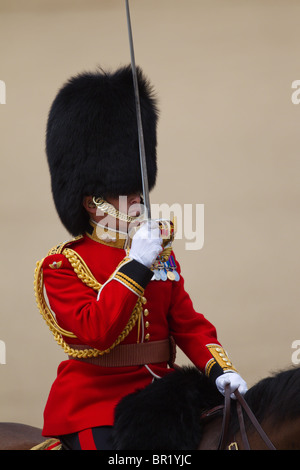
[129,220,163,268]
[215,372,248,400]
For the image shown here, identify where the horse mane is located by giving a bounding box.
[112,366,223,450]
[240,366,300,427]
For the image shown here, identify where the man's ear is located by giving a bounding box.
[83,196,97,215]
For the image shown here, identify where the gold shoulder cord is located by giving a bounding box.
[34,242,142,358]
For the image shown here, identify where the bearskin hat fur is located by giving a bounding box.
[112,366,224,450]
[46,66,158,236]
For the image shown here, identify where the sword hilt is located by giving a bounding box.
[127,219,176,261]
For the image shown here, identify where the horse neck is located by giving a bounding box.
[256,417,300,450]
[233,415,300,450]
[198,416,223,450]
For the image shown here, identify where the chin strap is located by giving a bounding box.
[92,196,145,223]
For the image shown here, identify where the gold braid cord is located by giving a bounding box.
[34,245,142,358]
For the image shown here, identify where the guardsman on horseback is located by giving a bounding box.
[34,65,247,450]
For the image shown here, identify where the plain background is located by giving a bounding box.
[0,0,299,429]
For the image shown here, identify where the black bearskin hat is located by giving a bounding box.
[46,66,158,236]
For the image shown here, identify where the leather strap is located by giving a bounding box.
[237,399,250,450]
[217,385,276,450]
[68,339,173,367]
[234,389,276,450]
[218,384,231,450]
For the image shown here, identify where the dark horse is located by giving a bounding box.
[1,366,300,450]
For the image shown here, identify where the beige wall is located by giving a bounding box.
[1,0,299,429]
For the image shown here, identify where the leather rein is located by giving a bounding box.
[217,384,276,450]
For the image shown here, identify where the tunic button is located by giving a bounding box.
[144,309,149,316]
[141,297,147,305]
[145,333,150,341]
[145,321,150,329]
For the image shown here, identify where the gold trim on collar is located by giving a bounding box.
[86,220,129,249]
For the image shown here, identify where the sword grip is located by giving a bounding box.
[127,218,176,261]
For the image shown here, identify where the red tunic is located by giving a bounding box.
[39,229,235,437]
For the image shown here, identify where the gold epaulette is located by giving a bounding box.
[47,235,84,256]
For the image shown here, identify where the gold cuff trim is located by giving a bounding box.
[206,344,237,373]
[205,358,216,377]
[114,272,144,296]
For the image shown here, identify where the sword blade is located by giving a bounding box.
[125,0,151,220]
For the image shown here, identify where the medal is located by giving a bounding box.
[151,256,180,282]
[158,261,167,281]
[167,271,176,281]
[163,261,175,281]
[169,256,180,282]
